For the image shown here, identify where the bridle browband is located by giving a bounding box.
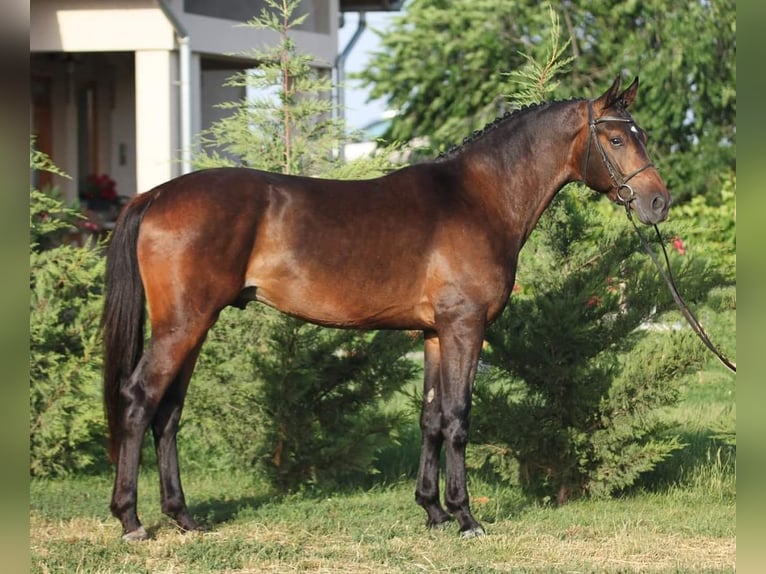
[582,99,655,205]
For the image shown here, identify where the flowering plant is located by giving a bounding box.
[80,173,118,203]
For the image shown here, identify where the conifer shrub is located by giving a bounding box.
[461,7,733,504]
[29,147,108,477]
[469,190,720,503]
[249,318,416,491]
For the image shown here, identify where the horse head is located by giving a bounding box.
[582,76,670,225]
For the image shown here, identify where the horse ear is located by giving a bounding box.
[616,76,640,109]
[593,75,622,113]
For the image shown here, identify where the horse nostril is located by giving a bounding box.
[652,195,666,213]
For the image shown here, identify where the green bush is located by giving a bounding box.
[171,306,268,473]
[29,2,417,485]
[674,170,736,281]
[29,147,108,477]
[460,13,735,504]
[249,317,416,491]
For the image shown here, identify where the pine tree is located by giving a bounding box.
[187,0,417,491]
[194,0,397,179]
[194,0,335,175]
[470,189,714,503]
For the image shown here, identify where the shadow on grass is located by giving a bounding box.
[189,494,274,527]
[173,390,735,531]
[369,410,735,505]
[177,425,734,534]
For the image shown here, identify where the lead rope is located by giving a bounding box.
[625,207,736,373]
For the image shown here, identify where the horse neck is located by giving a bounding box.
[454,100,586,245]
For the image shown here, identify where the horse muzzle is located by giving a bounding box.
[631,188,670,225]
[610,178,670,225]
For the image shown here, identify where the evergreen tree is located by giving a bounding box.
[251,319,415,491]
[194,0,337,175]
[463,12,729,504]
[187,0,417,491]
[471,189,715,503]
[194,0,398,179]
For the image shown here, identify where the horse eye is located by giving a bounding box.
[609,137,623,147]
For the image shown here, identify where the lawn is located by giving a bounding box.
[30,468,734,573]
[30,355,735,573]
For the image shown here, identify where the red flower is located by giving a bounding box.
[671,236,685,255]
[81,173,117,202]
[586,295,601,308]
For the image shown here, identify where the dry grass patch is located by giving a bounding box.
[30,510,735,574]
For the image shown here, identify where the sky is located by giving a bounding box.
[336,11,398,131]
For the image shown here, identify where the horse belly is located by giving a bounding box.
[246,255,434,330]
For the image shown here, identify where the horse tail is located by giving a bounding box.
[101,191,156,464]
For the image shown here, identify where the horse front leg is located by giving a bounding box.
[415,332,452,528]
[437,314,486,537]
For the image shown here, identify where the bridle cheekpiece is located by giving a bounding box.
[582,99,655,207]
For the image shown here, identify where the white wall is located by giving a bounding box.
[110,55,137,199]
[31,0,174,52]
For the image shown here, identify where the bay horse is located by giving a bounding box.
[102,76,669,540]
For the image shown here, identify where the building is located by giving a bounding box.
[30,0,401,204]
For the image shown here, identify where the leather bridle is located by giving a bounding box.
[582,99,655,206]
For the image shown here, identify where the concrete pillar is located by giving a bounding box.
[135,49,176,193]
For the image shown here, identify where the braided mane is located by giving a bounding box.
[437,98,583,159]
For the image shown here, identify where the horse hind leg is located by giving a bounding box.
[151,338,207,533]
[110,317,215,541]
[109,351,155,541]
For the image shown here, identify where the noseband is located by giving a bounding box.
[582,100,654,205]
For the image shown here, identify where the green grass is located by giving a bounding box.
[32,413,735,572]
[31,432,735,572]
[31,304,735,573]
[31,467,734,573]
[31,374,735,574]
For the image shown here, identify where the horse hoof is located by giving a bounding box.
[122,526,148,542]
[460,526,486,539]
